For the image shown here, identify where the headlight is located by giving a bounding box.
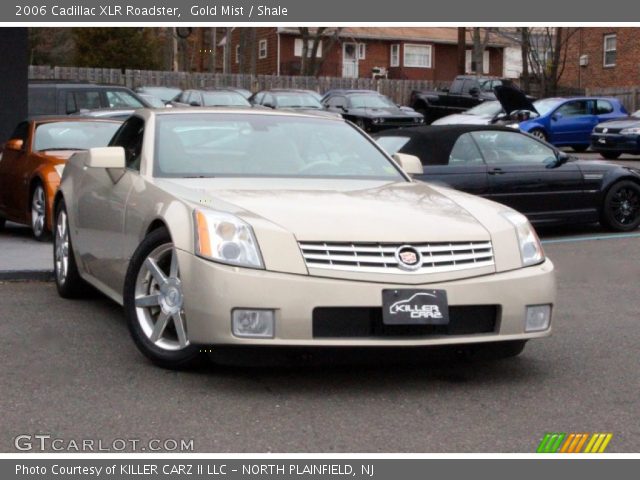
[414,117,424,123]
[620,127,640,135]
[193,209,264,269]
[506,123,520,130]
[501,211,545,267]
[54,164,65,178]
[372,117,382,124]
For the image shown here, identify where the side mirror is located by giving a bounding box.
[5,138,24,151]
[263,102,275,109]
[469,87,480,96]
[555,151,570,166]
[85,147,126,169]
[552,112,562,121]
[189,101,201,107]
[393,153,423,175]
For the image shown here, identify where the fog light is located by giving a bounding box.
[525,304,551,332]
[232,309,275,338]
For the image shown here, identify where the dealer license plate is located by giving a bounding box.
[382,289,449,325]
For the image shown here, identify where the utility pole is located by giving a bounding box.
[457,27,466,74]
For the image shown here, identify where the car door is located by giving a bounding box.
[476,130,587,222]
[548,99,597,145]
[0,121,31,220]
[414,132,489,195]
[73,116,143,293]
[446,78,465,112]
[459,79,482,110]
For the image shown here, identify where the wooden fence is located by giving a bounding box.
[28,66,449,105]
[586,86,640,112]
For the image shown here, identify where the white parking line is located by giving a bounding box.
[541,232,640,244]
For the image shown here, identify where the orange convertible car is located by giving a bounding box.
[0,117,121,240]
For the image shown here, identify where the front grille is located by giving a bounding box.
[298,241,494,274]
[594,127,622,134]
[313,306,498,338]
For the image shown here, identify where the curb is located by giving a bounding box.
[0,270,54,282]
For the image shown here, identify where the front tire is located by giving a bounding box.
[529,129,547,142]
[54,200,89,298]
[31,183,50,241]
[600,151,621,160]
[600,180,640,231]
[123,227,203,369]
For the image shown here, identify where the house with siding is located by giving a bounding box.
[222,27,520,81]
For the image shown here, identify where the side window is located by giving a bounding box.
[178,91,190,103]
[327,96,346,108]
[253,92,264,104]
[10,121,30,142]
[461,79,478,95]
[448,133,484,166]
[66,91,102,113]
[262,93,274,107]
[596,100,614,115]
[449,79,464,94]
[471,131,557,165]
[109,116,145,171]
[188,92,202,106]
[556,100,589,117]
[28,87,57,116]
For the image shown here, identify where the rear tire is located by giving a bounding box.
[463,340,527,361]
[600,151,621,160]
[123,227,204,369]
[54,200,90,298]
[572,145,589,153]
[600,180,640,231]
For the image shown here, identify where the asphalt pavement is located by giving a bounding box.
[0,235,638,453]
[0,222,52,280]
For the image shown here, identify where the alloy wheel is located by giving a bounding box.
[134,244,189,351]
[31,185,46,237]
[54,209,69,284]
[530,130,547,141]
[609,186,640,226]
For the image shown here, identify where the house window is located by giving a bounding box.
[294,38,322,58]
[465,50,490,74]
[603,34,617,67]
[235,44,240,64]
[403,44,432,68]
[390,44,400,67]
[358,43,366,60]
[258,39,268,59]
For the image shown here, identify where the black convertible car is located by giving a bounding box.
[375,125,640,231]
[322,91,424,132]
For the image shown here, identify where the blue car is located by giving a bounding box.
[508,97,628,152]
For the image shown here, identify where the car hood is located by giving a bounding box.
[155,178,491,243]
[348,107,421,118]
[494,85,537,115]
[431,113,493,125]
[596,117,640,129]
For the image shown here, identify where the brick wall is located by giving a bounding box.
[560,27,640,90]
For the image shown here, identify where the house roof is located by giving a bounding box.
[277,27,516,48]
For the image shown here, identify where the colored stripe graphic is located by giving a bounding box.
[537,433,613,453]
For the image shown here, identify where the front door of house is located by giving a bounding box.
[342,43,358,78]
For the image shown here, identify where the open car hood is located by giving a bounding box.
[494,85,537,116]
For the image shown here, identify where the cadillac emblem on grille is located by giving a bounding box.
[395,245,422,271]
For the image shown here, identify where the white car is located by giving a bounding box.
[53,108,555,369]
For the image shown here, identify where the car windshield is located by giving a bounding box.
[466,101,503,117]
[349,94,396,109]
[479,79,503,92]
[274,93,323,109]
[34,121,121,151]
[154,113,404,180]
[202,92,250,107]
[533,98,563,116]
[105,90,145,109]
[374,136,411,155]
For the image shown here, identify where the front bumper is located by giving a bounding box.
[177,251,556,347]
[591,133,640,153]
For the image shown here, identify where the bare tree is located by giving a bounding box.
[223,27,232,74]
[298,27,343,77]
[522,27,578,97]
[520,27,530,92]
[471,27,496,75]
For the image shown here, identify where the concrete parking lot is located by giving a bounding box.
[1,226,639,453]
